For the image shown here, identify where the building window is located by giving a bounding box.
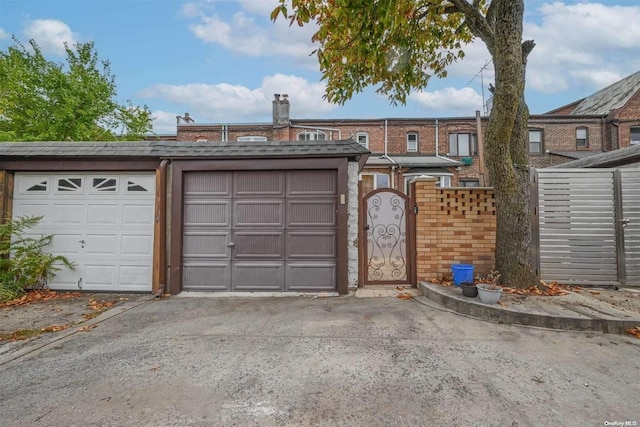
[528,129,543,154]
[631,127,640,145]
[459,179,480,188]
[403,173,453,193]
[407,132,418,152]
[576,127,588,148]
[298,130,327,141]
[356,132,369,148]
[448,133,478,156]
[195,135,208,142]
[361,173,389,195]
[237,136,268,141]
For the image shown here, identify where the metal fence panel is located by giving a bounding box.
[536,169,618,285]
[620,169,640,285]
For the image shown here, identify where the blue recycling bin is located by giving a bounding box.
[451,264,474,286]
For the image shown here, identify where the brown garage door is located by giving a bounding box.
[182,170,337,292]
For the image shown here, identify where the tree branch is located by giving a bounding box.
[522,39,535,64]
[446,0,494,48]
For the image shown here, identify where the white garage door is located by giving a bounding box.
[12,173,156,292]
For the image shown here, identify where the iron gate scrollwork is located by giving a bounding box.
[363,189,412,284]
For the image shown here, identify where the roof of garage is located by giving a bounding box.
[0,140,370,159]
[550,144,640,168]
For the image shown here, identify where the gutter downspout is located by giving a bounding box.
[435,119,442,158]
[381,119,398,188]
[156,159,170,296]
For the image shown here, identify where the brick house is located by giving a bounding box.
[173,71,640,194]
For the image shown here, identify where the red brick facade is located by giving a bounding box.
[412,177,496,281]
[173,80,640,189]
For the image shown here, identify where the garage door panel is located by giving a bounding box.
[287,232,336,259]
[285,263,336,291]
[183,232,230,258]
[52,204,85,224]
[83,264,116,290]
[50,233,85,256]
[120,234,153,256]
[184,201,231,227]
[232,263,284,291]
[118,265,152,291]
[182,169,338,293]
[47,268,80,290]
[12,203,49,219]
[234,200,284,227]
[87,204,120,224]
[233,232,284,259]
[233,171,285,197]
[287,170,336,196]
[13,173,155,292]
[85,234,118,255]
[183,263,230,290]
[184,171,231,196]
[122,204,154,225]
[287,200,337,227]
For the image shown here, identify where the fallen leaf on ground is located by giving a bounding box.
[1,290,81,308]
[78,324,98,332]
[396,286,405,291]
[497,301,508,306]
[397,293,413,300]
[41,324,71,333]
[626,326,640,339]
[589,291,601,295]
[87,298,116,311]
[0,329,41,341]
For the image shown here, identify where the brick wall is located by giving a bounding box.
[412,177,496,282]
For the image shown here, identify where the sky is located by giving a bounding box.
[1,0,639,135]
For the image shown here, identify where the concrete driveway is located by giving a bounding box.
[0,296,638,426]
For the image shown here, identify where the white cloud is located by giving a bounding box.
[409,87,484,116]
[150,111,183,135]
[24,19,78,55]
[184,1,317,66]
[138,73,335,130]
[0,28,8,40]
[237,0,280,16]
[524,2,640,93]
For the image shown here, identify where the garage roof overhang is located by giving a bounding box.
[0,140,370,170]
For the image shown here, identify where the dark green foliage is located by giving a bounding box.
[0,216,74,302]
[0,38,152,141]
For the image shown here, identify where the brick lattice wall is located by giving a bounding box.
[413,177,496,282]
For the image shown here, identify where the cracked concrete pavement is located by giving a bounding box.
[1,295,639,426]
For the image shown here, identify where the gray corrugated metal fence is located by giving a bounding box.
[533,168,639,286]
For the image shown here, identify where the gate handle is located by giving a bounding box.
[227,242,235,247]
[619,218,630,228]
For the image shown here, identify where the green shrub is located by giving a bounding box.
[0,216,75,302]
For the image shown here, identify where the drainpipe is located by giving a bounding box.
[435,119,442,158]
[380,119,397,188]
[476,110,487,186]
[156,159,170,296]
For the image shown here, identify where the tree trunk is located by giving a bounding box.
[482,0,539,288]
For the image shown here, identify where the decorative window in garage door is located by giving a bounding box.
[126,175,154,193]
[56,177,83,193]
[92,177,118,193]
[25,177,49,193]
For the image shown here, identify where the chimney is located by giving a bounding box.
[272,93,290,127]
